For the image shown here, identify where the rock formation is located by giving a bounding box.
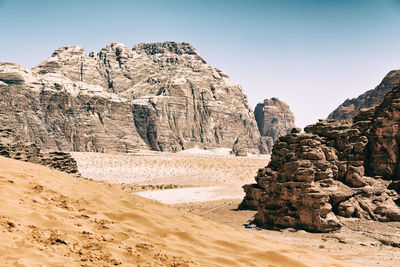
[0,129,79,174]
[241,87,400,232]
[364,86,400,180]
[328,70,400,120]
[254,98,295,154]
[0,42,260,153]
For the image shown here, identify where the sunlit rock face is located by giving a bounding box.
[254,98,295,154]
[0,42,261,153]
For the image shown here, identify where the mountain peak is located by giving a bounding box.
[133,41,199,56]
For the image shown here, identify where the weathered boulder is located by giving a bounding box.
[0,42,260,153]
[0,129,42,163]
[0,129,79,174]
[329,69,400,120]
[254,98,295,153]
[232,137,248,156]
[241,107,400,232]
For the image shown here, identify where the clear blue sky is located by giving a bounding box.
[1,0,400,128]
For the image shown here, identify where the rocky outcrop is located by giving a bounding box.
[232,137,248,156]
[241,90,400,232]
[254,98,295,154]
[0,129,79,174]
[0,42,260,153]
[328,70,400,120]
[364,86,400,179]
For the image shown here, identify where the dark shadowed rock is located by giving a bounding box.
[364,86,400,179]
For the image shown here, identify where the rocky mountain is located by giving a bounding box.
[0,42,260,153]
[241,86,400,232]
[328,69,400,120]
[255,98,295,154]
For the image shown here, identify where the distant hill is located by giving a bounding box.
[328,70,400,120]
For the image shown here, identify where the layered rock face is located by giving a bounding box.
[254,98,295,154]
[328,70,400,120]
[364,86,400,179]
[241,89,400,232]
[0,129,79,174]
[0,42,260,153]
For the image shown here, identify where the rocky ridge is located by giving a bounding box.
[328,69,400,120]
[241,86,400,232]
[0,42,260,153]
[255,98,295,154]
[0,129,79,174]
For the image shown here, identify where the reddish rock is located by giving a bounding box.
[241,104,400,232]
[364,86,400,179]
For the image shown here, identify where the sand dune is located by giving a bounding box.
[0,156,355,266]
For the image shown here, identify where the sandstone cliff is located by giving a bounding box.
[241,86,400,232]
[0,42,260,153]
[255,98,295,154]
[328,70,400,120]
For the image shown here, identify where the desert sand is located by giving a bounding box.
[135,186,245,204]
[71,150,269,205]
[71,150,269,186]
[0,156,354,266]
[71,151,400,266]
[176,199,400,267]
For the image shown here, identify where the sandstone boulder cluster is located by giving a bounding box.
[254,98,295,154]
[0,129,79,175]
[0,42,261,154]
[241,86,400,232]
